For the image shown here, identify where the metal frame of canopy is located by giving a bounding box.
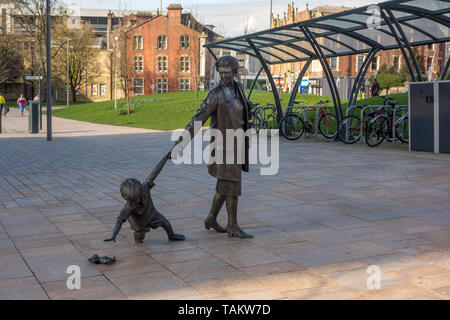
[204,0,450,124]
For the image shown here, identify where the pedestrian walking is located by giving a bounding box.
[17,94,27,116]
[0,92,6,133]
[0,92,8,116]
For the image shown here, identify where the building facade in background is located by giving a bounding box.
[0,1,221,102]
[123,4,220,96]
[270,2,448,98]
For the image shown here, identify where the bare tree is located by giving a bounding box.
[12,0,61,80]
[0,33,22,84]
[111,30,131,114]
[51,17,99,102]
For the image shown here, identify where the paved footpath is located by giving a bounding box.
[1,107,450,300]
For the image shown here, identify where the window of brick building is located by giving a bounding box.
[133,35,143,50]
[157,35,168,50]
[134,55,144,72]
[330,57,338,71]
[179,79,190,91]
[180,35,190,49]
[157,56,168,72]
[133,78,144,95]
[393,56,400,71]
[356,55,364,72]
[157,78,168,93]
[179,56,190,73]
[371,56,379,71]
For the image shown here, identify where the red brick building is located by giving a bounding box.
[123,4,220,96]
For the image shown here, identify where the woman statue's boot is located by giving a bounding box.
[226,196,253,239]
[204,193,227,233]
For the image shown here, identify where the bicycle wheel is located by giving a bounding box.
[395,115,409,144]
[366,116,389,147]
[280,114,305,140]
[318,112,338,139]
[338,115,362,144]
[251,113,262,134]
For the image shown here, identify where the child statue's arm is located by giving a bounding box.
[104,207,130,242]
[143,152,170,187]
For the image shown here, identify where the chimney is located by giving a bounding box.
[167,4,182,23]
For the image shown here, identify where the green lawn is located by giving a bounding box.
[50,90,408,131]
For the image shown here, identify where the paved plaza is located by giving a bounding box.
[1,108,450,300]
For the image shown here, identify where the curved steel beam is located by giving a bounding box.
[248,67,263,100]
[288,58,314,108]
[380,9,417,82]
[252,43,305,61]
[212,41,286,62]
[399,21,439,41]
[247,39,283,124]
[252,36,315,56]
[315,34,359,54]
[308,22,385,49]
[207,47,218,60]
[302,26,344,121]
[349,48,379,107]
[388,4,450,28]
[385,8,424,81]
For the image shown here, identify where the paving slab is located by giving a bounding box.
[1,111,450,299]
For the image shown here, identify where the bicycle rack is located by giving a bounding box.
[299,106,336,138]
[359,105,408,145]
[391,105,408,145]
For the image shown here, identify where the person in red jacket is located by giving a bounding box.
[17,94,27,116]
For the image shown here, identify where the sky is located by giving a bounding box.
[68,0,382,36]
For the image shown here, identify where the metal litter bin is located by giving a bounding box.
[28,101,39,134]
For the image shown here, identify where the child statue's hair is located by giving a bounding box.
[120,178,142,203]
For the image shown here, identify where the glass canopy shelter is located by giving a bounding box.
[204,0,450,123]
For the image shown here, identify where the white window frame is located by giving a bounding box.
[91,84,98,96]
[356,55,364,73]
[157,35,168,50]
[157,78,168,93]
[133,35,143,50]
[157,56,168,73]
[180,56,190,73]
[100,84,107,96]
[330,57,339,72]
[133,78,144,96]
[134,55,144,73]
[179,78,191,91]
[180,35,190,49]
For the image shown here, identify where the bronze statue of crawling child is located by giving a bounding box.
[105,152,185,244]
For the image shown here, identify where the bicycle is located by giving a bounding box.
[365,97,408,147]
[251,102,278,133]
[338,105,387,144]
[280,100,337,140]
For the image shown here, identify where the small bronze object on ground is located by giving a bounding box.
[88,254,116,265]
[105,152,185,244]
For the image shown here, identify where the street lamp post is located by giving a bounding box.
[115,36,119,109]
[46,0,52,141]
[154,46,157,94]
[66,38,71,108]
